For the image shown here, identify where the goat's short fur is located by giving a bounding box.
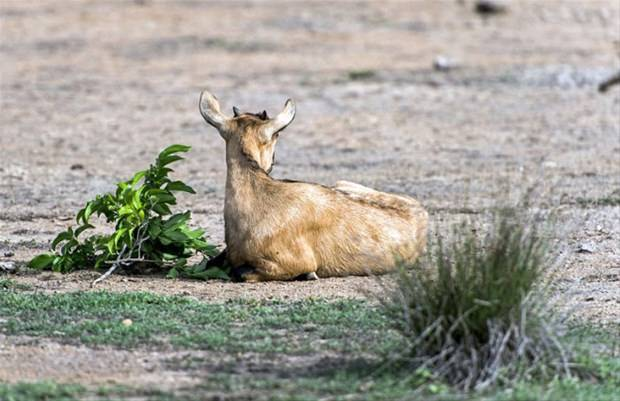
[200,90,428,282]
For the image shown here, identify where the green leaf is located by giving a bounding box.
[165,181,196,194]
[158,155,184,166]
[161,252,178,260]
[163,212,190,230]
[76,208,85,225]
[28,254,55,269]
[153,203,172,216]
[200,267,230,280]
[106,238,116,254]
[150,192,176,205]
[51,230,74,251]
[178,261,230,280]
[159,144,191,157]
[118,205,134,217]
[83,202,95,223]
[183,228,205,240]
[162,230,189,243]
[191,239,215,253]
[148,222,162,238]
[114,228,128,248]
[130,170,146,186]
[132,187,144,212]
[75,223,95,238]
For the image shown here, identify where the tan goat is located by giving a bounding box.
[199,90,428,282]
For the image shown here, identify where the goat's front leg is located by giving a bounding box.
[206,248,227,268]
[230,264,260,282]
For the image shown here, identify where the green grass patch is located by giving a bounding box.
[0,290,400,353]
[0,277,31,291]
[347,69,376,80]
[0,382,86,401]
[0,290,617,401]
[573,188,620,207]
[0,382,167,401]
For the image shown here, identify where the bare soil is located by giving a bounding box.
[1,0,619,393]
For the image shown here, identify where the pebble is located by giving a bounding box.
[122,319,133,327]
[0,261,16,272]
[3,251,14,257]
[576,243,595,254]
[475,0,508,15]
[433,56,456,72]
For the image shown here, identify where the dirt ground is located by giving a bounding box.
[1,0,619,392]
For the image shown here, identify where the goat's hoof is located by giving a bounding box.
[306,272,319,280]
[231,265,260,283]
[296,272,319,281]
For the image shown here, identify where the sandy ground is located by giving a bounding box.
[1,0,619,392]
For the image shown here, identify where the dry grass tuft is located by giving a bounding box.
[384,204,582,390]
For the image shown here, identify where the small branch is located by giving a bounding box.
[103,258,158,265]
[91,244,128,287]
[90,223,151,287]
[598,71,620,93]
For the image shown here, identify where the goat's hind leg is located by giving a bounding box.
[334,180,418,210]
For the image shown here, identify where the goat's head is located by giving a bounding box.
[199,90,295,174]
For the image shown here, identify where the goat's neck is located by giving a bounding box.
[224,154,268,220]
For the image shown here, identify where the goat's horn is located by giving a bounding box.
[263,99,296,140]
[199,90,229,130]
[232,106,241,117]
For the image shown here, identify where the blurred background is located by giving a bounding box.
[1,0,619,319]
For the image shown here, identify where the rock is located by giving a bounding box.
[576,243,595,254]
[3,251,14,257]
[475,0,508,15]
[0,261,16,272]
[433,56,456,71]
[122,319,133,327]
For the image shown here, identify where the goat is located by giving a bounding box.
[199,90,428,282]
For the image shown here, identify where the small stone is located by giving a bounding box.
[585,296,595,302]
[0,261,16,272]
[576,243,595,254]
[70,163,84,170]
[3,252,14,257]
[433,56,455,71]
[122,319,133,327]
[475,0,508,15]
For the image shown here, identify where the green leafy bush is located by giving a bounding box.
[385,206,579,390]
[29,144,227,281]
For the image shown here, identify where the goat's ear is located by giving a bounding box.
[199,90,229,130]
[263,99,295,141]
